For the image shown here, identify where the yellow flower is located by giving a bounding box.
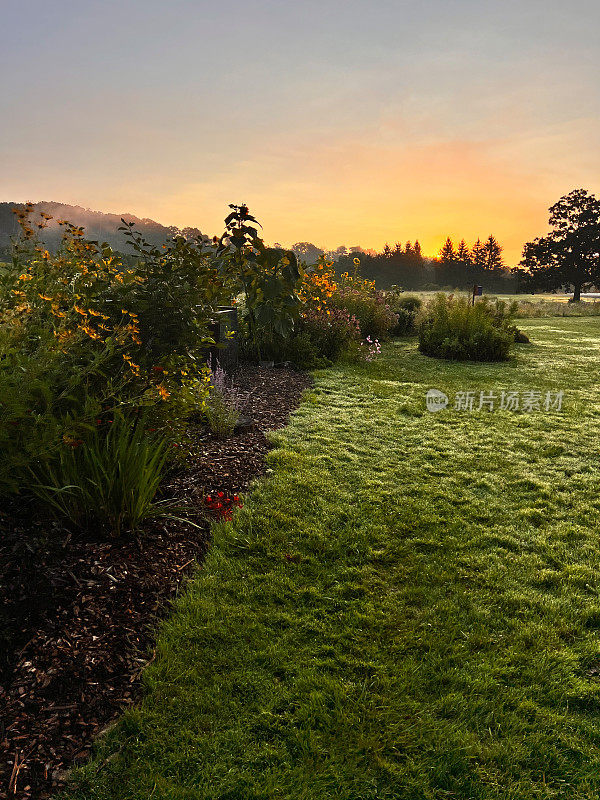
[53,329,73,342]
[18,273,33,281]
[74,305,87,316]
[38,293,53,301]
[157,384,171,400]
[81,325,101,340]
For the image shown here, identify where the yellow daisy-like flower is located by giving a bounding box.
[38,293,53,301]
[74,305,87,316]
[157,384,171,400]
[18,273,33,281]
[82,325,101,340]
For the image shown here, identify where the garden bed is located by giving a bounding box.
[0,365,311,800]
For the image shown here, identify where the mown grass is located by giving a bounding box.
[64,318,600,800]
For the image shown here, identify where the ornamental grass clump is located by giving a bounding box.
[29,411,172,536]
[418,293,517,361]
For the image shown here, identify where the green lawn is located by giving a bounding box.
[66,318,600,800]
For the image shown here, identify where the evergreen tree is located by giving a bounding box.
[439,237,456,263]
[436,237,457,286]
[483,235,504,272]
[471,238,486,272]
[456,239,471,266]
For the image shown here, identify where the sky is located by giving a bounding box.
[1,0,599,265]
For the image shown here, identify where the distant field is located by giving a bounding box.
[403,291,600,304]
[399,292,600,318]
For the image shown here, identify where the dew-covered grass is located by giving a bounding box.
[64,317,600,800]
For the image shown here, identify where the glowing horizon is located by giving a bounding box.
[1,0,599,267]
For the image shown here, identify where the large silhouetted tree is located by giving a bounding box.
[519,189,600,301]
[290,241,324,264]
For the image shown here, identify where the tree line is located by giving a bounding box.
[5,190,597,297]
[290,235,515,292]
[292,189,600,298]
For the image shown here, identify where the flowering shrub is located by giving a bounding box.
[204,492,243,521]
[282,305,361,367]
[0,204,225,501]
[384,291,423,335]
[299,258,337,312]
[329,263,398,341]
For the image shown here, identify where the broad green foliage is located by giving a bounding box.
[419,293,517,361]
[61,318,600,799]
[216,203,303,359]
[117,220,230,366]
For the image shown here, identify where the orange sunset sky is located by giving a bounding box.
[1,0,599,266]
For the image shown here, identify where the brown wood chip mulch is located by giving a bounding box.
[0,365,311,800]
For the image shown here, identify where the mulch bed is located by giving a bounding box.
[0,365,311,799]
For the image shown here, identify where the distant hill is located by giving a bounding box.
[0,202,204,255]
